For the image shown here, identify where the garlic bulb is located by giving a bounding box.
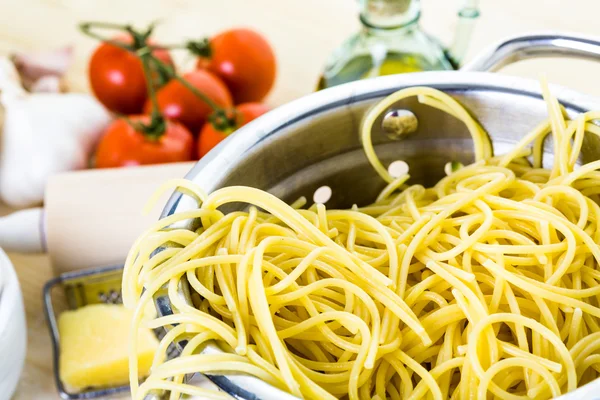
[0,56,111,208]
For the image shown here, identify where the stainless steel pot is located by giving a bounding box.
[156,33,600,400]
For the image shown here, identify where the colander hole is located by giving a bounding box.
[388,160,409,178]
[444,161,464,176]
[313,186,332,204]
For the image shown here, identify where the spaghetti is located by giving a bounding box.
[124,82,600,400]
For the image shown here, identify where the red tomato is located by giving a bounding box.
[89,35,174,114]
[196,29,276,104]
[197,102,269,158]
[146,70,232,135]
[95,116,193,168]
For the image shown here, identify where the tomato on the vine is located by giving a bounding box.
[95,116,193,168]
[146,69,232,135]
[196,29,276,104]
[197,102,269,158]
[89,35,174,114]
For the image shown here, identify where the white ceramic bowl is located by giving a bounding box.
[0,248,26,399]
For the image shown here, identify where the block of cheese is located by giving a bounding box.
[58,303,159,391]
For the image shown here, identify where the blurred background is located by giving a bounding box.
[1,0,599,398]
[0,0,599,105]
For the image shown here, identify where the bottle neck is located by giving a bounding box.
[359,0,421,30]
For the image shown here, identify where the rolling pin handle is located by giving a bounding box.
[0,207,45,253]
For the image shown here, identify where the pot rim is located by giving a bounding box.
[162,70,600,219]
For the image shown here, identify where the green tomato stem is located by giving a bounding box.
[209,109,239,133]
[79,22,135,51]
[138,49,166,138]
[185,38,212,58]
[146,43,189,51]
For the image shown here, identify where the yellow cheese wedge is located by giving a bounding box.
[58,303,159,391]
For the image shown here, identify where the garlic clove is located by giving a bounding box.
[29,76,62,94]
[12,46,73,93]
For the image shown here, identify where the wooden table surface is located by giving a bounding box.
[4,0,600,398]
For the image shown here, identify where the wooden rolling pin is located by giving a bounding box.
[0,162,195,275]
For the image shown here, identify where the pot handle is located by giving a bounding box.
[461,32,600,72]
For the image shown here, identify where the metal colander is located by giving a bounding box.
[155,33,600,400]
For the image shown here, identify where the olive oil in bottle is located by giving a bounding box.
[318,0,479,90]
[318,52,451,90]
